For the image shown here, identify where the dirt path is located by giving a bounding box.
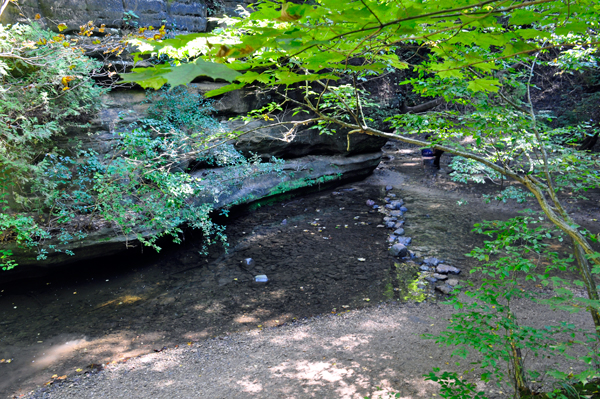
[1,141,598,398]
[22,300,594,399]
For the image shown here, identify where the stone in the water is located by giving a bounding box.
[385,185,393,191]
[384,197,390,203]
[389,243,408,257]
[394,228,405,236]
[425,277,437,283]
[385,204,395,210]
[366,199,375,206]
[388,193,396,198]
[385,221,396,229]
[436,284,454,295]
[433,273,448,280]
[424,257,441,266]
[281,219,287,225]
[436,264,461,275]
[390,200,405,209]
[397,237,412,246]
[394,221,405,228]
[387,235,397,243]
[399,206,408,212]
[447,279,460,286]
[255,274,268,282]
[243,258,255,267]
[419,265,430,272]
[372,205,380,209]
[383,216,398,222]
[390,210,402,217]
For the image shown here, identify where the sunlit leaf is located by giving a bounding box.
[467,78,500,93]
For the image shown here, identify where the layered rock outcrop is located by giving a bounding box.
[5,83,385,271]
[1,0,208,32]
[1,2,388,273]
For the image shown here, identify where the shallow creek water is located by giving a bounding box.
[0,145,516,398]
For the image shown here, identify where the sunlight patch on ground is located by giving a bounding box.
[397,149,416,154]
[149,356,179,373]
[269,289,286,299]
[326,334,372,352]
[357,318,403,332]
[234,314,259,323]
[237,377,263,393]
[156,379,175,387]
[267,331,311,343]
[33,339,87,370]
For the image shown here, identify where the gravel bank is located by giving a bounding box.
[25,298,591,399]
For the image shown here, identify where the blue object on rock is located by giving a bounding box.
[255,274,268,282]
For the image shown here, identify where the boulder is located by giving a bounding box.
[436,284,454,295]
[389,200,404,209]
[436,264,461,275]
[389,243,408,257]
[396,237,412,246]
[424,257,441,266]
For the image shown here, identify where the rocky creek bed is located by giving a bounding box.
[1,141,598,398]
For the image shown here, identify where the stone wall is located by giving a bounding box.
[1,0,208,32]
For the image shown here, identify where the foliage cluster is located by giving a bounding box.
[0,22,106,270]
[92,87,285,253]
[426,214,600,398]
[0,20,285,269]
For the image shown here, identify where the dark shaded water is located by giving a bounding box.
[0,180,434,397]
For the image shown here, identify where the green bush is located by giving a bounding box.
[0,22,106,269]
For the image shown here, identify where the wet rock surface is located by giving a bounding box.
[436,264,461,275]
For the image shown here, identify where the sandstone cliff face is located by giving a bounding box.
[3,83,384,271]
[1,2,388,272]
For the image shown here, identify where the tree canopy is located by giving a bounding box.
[122,0,599,95]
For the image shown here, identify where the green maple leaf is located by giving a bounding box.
[204,83,246,97]
[120,59,241,89]
[162,59,241,87]
[467,78,500,93]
